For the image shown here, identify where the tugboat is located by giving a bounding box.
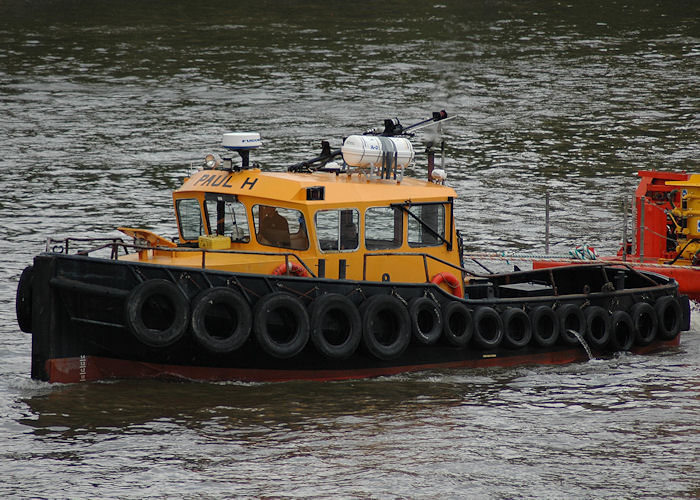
[16,111,691,383]
[533,170,700,301]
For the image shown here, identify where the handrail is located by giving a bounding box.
[44,237,317,278]
[46,237,129,257]
[49,237,474,283]
[362,251,476,282]
[45,236,661,287]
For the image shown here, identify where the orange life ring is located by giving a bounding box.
[431,272,463,298]
[272,262,309,277]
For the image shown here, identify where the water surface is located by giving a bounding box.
[1,1,698,497]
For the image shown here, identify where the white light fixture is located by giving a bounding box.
[431,168,447,182]
[205,153,222,169]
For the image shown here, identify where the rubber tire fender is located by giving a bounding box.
[359,295,411,360]
[191,287,252,353]
[472,306,503,349]
[584,306,611,349]
[655,296,682,340]
[16,265,34,333]
[254,292,310,359]
[125,279,190,348]
[309,293,362,359]
[441,301,473,347]
[557,303,586,346]
[630,302,657,346]
[609,310,635,352]
[501,308,532,349]
[529,306,559,347]
[408,296,442,345]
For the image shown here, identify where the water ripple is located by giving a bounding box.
[1,0,699,497]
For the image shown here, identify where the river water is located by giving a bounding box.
[1,0,699,498]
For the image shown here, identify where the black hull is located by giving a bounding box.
[25,253,690,383]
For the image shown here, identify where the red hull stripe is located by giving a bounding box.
[45,337,681,384]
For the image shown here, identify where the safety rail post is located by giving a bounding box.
[545,191,550,255]
[632,201,637,256]
[640,196,646,264]
[622,198,628,262]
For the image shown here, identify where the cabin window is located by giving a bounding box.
[176,198,205,241]
[408,204,445,247]
[204,194,250,243]
[365,206,403,250]
[253,204,309,250]
[315,209,360,252]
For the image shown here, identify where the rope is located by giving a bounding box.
[464,252,699,270]
[466,251,586,261]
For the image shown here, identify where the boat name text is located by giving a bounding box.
[192,174,258,190]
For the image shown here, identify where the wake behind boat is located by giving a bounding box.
[15,111,691,383]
